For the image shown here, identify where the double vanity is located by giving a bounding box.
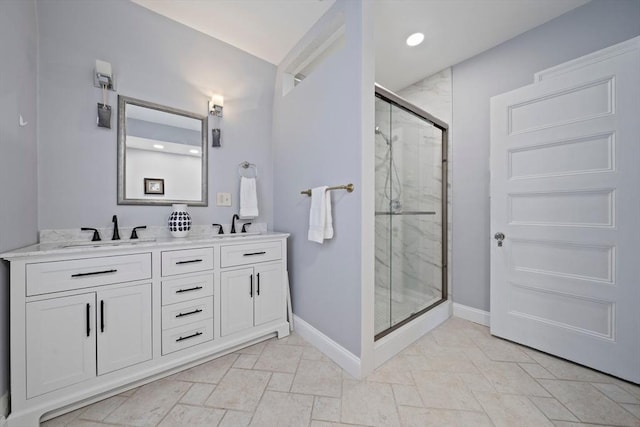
[0,92,289,425]
[1,231,289,426]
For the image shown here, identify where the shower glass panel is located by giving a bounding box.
[374,88,447,339]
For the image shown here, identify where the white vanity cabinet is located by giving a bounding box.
[26,293,97,398]
[23,251,153,399]
[95,283,152,375]
[26,283,152,397]
[219,241,285,337]
[1,233,289,426]
[220,262,284,336]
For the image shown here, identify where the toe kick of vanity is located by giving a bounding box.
[1,233,289,427]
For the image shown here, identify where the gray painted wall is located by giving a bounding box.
[273,0,368,356]
[451,0,640,311]
[0,0,39,411]
[37,0,276,231]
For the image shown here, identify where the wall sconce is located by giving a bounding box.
[94,59,115,129]
[209,94,223,147]
[208,94,224,117]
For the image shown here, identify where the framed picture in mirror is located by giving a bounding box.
[144,178,164,195]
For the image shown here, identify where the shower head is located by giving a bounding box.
[375,125,391,145]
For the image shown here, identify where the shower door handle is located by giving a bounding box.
[494,232,505,247]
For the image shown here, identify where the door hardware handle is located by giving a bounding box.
[176,331,203,342]
[176,259,203,265]
[257,273,260,296]
[72,269,117,278]
[176,286,203,294]
[176,309,203,318]
[243,251,266,257]
[100,300,105,333]
[250,274,253,297]
[86,303,91,337]
[494,232,505,247]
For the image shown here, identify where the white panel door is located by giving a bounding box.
[490,39,640,383]
[220,267,254,336]
[254,262,284,327]
[97,283,152,375]
[26,293,96,397]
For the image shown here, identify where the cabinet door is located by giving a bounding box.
[220,267,254,336]
[97,283,152,375]
[26,293,96,398]
[254,262,284,327]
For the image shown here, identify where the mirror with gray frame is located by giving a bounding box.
[117,95,208,206]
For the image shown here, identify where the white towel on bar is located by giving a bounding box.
[324,189,334,240]
[239,177,259,218]
[308,186,333,243]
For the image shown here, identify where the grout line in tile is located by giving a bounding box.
[212,409,227,427]
[77,394,129,423]
[529,395,582,424]
[621,404,640,421]
[534,377,608,424]
[151,381,192,427]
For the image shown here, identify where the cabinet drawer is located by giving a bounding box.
[162,274,213,306]
[162,296,213,330]
[26,253,151,296]
[161,247,214,277]
[162,319,213,355]
[220,241,282,268]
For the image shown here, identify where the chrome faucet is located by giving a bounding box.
[231,214,240,234]
[112,215,121,240]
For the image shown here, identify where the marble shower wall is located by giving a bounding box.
[374,69,452,335]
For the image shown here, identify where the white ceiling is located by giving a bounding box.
[132,0,590,92]
[131,0,336,64]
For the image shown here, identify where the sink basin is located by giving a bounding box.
[215,232,261,238]
[61,239,156,249]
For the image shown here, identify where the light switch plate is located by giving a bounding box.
[216,192,232,207]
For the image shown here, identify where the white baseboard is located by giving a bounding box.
[292,314,361,379]
[0,392,6,427]
[453,302,490,326]
[0,392,7,424]
[293,303,488,380]
[374,300,451,368]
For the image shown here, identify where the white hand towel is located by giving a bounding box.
[324,189,333,240]
[308,186,328,243]
[239,177,259,218]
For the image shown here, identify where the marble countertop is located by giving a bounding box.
[0,231,289,260]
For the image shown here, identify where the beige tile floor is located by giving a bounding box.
[42,317,640,427]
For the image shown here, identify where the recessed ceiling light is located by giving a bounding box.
[189,149,199,154]
[406,32,424,47]
[153,144,164,149]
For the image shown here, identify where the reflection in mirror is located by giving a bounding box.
[118,96,208,206]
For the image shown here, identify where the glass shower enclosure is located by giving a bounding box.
[374,84,448,339]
